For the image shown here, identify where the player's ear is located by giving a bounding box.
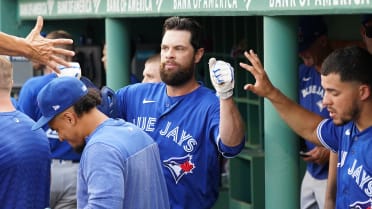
[194,48,204,64]
[61,109,77,126]
[359,84,371,101]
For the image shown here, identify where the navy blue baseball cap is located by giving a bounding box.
[298,16,327,52]
[32,77,88,130]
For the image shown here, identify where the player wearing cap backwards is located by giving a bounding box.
[115,16,246,209]
[297,16,333,209]
[0,56,51,209]
[32,76,170,209]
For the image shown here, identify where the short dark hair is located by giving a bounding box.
[321,46,372,87]
[73,88,101,117]
[46,30,75,52]
[162,16,203,50]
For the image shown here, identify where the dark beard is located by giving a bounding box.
[73,140,86,154]
[333,103,360,126]
[160,69,194,86]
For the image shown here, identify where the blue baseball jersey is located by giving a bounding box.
[18,74,97,161]
[78,118,169,209]
[298,64,329,179]
[318,119,372,208]
[0,110,51,209]
[116,82,245,209]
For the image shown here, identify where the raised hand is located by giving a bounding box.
[25,16,75,73]
[239,50,277,99]
[208,57,234,99]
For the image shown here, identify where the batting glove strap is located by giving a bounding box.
[217,88,234,100]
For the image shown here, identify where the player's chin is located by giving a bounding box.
[72,141,86,154]
[331,117,349,126]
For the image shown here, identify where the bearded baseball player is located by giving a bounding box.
[115,16,246,209]
[242,46,372,209]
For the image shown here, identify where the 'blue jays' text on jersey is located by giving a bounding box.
[78,119,169,209]
[318,119,372,209]
[298,64,330,179]
[0,111,51,209]
[115,82,245,209]
[18,74,80,161]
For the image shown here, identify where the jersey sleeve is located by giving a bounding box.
[208,99,245,158]
[218,138,245,158]
[115,87,130,120]
[317,118,339,153]
[17,80,40,121]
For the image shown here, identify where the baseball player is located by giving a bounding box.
[17,30,100,209]
[142,53,161,83]
[32,76,170,209]
[241,46,372,209]
[0,56,51,209]
[115,16,246,209]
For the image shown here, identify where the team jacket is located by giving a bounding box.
[78,119,169,209]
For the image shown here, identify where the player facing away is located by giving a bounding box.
[115,16,246,209]
[241,46,372,209]
[0,56,51,209]
[32,77,170,209]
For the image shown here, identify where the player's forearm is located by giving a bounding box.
[219,97,245,146]
[324,152,337,209]
[0,32,31,57]
[268,87,323,146]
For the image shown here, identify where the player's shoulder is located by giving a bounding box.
[22,73,57,89]
[13,111,45,134]
[195,84,219,100]
[299,64,317,74]
[3,111,49,143]
[118,82,165,95]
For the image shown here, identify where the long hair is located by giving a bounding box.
[73,88,101,117]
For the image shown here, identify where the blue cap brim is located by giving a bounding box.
[32,115,54,131]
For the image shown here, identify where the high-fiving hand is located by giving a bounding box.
[239,50,277,99]
[25,16,75,73]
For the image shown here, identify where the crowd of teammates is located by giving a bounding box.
[2,14,372,209]
[1,15,246,209]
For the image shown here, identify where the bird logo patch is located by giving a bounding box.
[163,154,195,184]
[350,199,372,209]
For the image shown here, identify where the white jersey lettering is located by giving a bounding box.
[133,117,156,132]
[160,121,198,152]
[347,159,372,197]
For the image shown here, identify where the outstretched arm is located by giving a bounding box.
[0,16,74,72]
[240,50,323,146]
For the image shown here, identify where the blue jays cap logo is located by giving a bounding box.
[350,199,372,209]
[163,154,195,184]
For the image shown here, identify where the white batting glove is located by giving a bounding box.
[208,58,234,99]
